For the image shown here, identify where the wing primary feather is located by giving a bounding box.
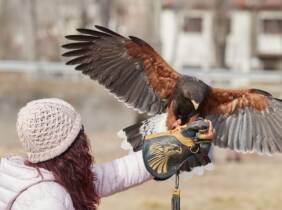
[238,109,249,152]
[66,55,91,65]
[76,28,111,37]
[268,116,282,152]
[137,89,151,112]
[227,115,236,148]
[259,113,271,154]
[75,63,93,74]
[227,112,242,150]
[94,56,126,73]
[269,111,282,139]
[98,52,124,61]
[148,94,163,114]
[215,116,228,148]
[95,25,126,38]
[107,64,138,97]
[253,113,264,153]
[244,108,254,152]
[104,62,133,89]
[122,73,143,104]
[62,49,90,57]
[110,63,139,94]
[126,78,147,107]
[62,42,91,49]
[264,114,281,152]
[265,117,278,153]
[96,60,127,84]
[65,35,97,41]
[134,82,150,109]
[140,90,155,114]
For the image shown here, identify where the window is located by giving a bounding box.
[262,19,282,34]
[183,17,202,33]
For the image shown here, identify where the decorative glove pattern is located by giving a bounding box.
[142,120,213,180]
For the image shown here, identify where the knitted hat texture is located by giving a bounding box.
[16,98,82,163]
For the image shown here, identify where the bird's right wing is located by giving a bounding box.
[200,88,282,154]
[63,25,181,114]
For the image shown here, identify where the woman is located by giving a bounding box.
[0,98,212,210]
[0,98,152,210]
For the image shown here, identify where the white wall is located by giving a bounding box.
[176,10,214,69]
[161,9,214,71]
[161,9,178,65]
[257,11,282,55]
[226,11,252,72]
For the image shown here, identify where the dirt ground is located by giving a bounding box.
[1,74,282,210]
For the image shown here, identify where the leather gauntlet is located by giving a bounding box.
[142,120,212,180]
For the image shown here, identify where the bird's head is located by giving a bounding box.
[170,76,210,124]
[178,76,209,111]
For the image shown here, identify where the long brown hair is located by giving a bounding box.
[26,129,99,210]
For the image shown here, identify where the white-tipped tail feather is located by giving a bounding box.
[139,113,168,138]
[117,130,134,153]
[117,113,168,152]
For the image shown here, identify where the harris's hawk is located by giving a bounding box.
[63,25,282,155]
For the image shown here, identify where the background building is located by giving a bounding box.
[161,0,282,71]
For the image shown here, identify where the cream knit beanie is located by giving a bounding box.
[16,98,82,163]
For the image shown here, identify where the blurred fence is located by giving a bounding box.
[0,59,282,95]
[0,60,83,81]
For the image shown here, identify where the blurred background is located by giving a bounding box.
[0,0,282,210]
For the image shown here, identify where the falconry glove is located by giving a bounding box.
[142,120,212,181]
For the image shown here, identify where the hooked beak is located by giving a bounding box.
[192,100,199,110]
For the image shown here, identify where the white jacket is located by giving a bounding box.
[0,151,151,210]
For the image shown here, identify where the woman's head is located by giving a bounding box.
[17,98,82,163]
[17,98,99,210]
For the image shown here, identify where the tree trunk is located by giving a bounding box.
[29,0,39,60]
[98,0,112,26]
[213,0,229,69]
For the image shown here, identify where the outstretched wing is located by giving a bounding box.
[200,88,282,154]
[63,25,180,114]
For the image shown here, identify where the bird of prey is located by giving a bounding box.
[63,25,282,155]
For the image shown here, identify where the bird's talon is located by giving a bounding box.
[196,120,214,140]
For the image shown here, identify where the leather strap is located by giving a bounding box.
[6,179,55,210]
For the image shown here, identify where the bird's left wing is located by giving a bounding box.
[199,88,282,154]
[63,25,180,114]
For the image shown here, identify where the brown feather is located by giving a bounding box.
[199,88,269,116]
[125,41,180,99]
[199,88,282,154]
